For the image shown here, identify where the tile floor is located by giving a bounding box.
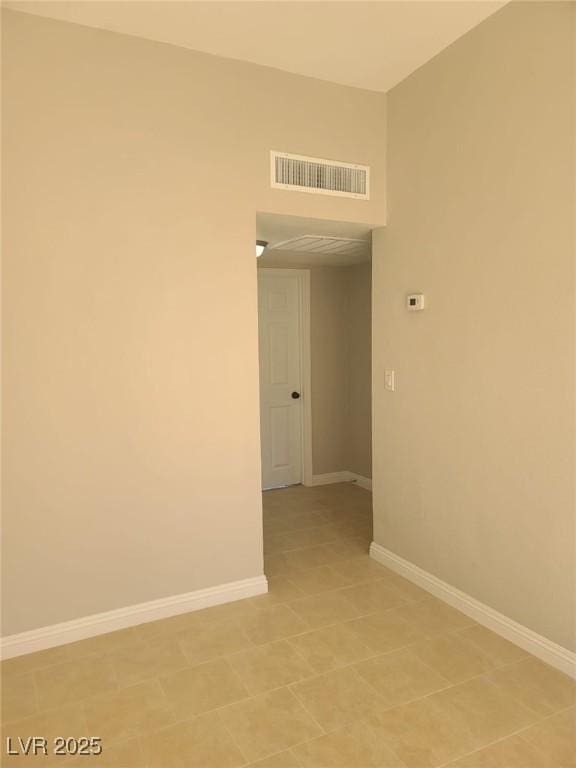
[2,483,575,767]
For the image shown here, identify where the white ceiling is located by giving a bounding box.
[5,1,506,93]
[257,213,372,267]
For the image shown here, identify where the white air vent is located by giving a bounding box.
[271,235,368,257]
[271,151,370,200]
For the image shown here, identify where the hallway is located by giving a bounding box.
[263,483,373,582]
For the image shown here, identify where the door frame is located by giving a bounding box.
[258,268,313,487]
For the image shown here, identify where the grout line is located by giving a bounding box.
[5,588,550,727]
[3,626,543,733]
[4,490,571,766]
[191,621,572,733]
[218,710,253,766]
[244,745,306,768]
[6,664,570,762]
[285,681,328,737]
[135,736,148,768]
[435,702,576,768]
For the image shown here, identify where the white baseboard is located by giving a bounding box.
[311,471,350,486]
[311,471,372,491]
[0,575,268,660]
[370,542,576,679]
[347,472,373,491]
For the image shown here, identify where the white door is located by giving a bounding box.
[258,271,303,489]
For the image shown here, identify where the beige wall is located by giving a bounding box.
[346,261,372,479]
[310,262,372,479]
[373,2,575,650]
[310,267,350,476]
[1,9,386,635]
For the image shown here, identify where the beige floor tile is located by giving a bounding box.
[290,666,383,732]
[437,676,538,751]
[272,484,324,500]
[2,703,87,765]
[262,518,285,536]
[70,737,144,768]
[307,525,350,545]
[408,634,498,684]
[330,556,394,585]
[292,720,405,767]
[240,605,309,645]
[265,511,329,534]
[317,508,360,526]
[176,617,253,665]
[328,502,370,517]
[247,751,302,768]
[324,489,361,509]
[354,647,451,707]
[333,506,370,522]
[283,545,340,572]
[299,544,356,568]
[333,521,372,541]
[345,611,424,655]
[8,485,570,768]
[264,533,295,554]
[110,635,188,687]
[363,689,479,768]
[394,598,475,634]
[35,655,117,711]
[339,581,411,614]
[320,498,371,515]
[288,623,374,674]
[262,488,291,505]
[352,497,374,509]
[63,628,138,660]
[1,673,38,723]
[134,608,208,637]
[376,574,429,603]
[83,680,175,746]
[198,598,262,624]
[323,538,370,561]
[487,658,576,717]
[264,553,297,577]
[263,499,297,514]
[312,483,360,500]
[288,591,365,629]
[288,566,353,596]
[249,578,305,608]
[457,625,527,666]
[160,658,249,718]
[142,711,245,768]
[1,647,69,681]
[446,734,550,768]
[282,526,340,549]
[519,706,576,767]
[335,492,372,507]
[219,687,322,763]
[228,640,313,694]
[333,499,372,515]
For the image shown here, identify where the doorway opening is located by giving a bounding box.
[256,212,373,493]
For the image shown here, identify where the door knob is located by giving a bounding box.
[291,391,301,399]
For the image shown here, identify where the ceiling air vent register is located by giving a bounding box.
[270,235,368,257]
[271,151,370,200]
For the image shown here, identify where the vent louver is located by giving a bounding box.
[271,235,368,257]
[271,151,370,200]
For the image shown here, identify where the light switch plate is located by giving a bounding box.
[384,370,395,391]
